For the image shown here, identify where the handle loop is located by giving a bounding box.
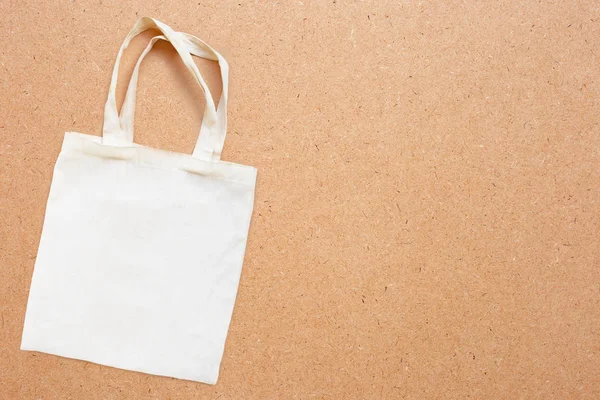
[119,31,229,161]
[102,17,227,161]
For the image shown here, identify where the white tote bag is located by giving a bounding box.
[21,17,256,384]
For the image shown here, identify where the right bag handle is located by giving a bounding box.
[119,31,229,161]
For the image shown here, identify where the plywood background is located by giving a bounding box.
[1,0,599,398]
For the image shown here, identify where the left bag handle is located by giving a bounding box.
[102,17,218,146]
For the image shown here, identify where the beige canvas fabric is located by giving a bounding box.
[21,17,256,384]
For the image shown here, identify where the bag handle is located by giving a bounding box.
[119,32,229,161]
[102,17,225,160]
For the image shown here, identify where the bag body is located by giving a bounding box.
[21,17,256,384]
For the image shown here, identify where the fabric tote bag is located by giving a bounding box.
[21,17,256,384]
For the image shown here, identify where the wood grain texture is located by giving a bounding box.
[1,0,599,398]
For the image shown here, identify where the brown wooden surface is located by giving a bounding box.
[1,1,599,398]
